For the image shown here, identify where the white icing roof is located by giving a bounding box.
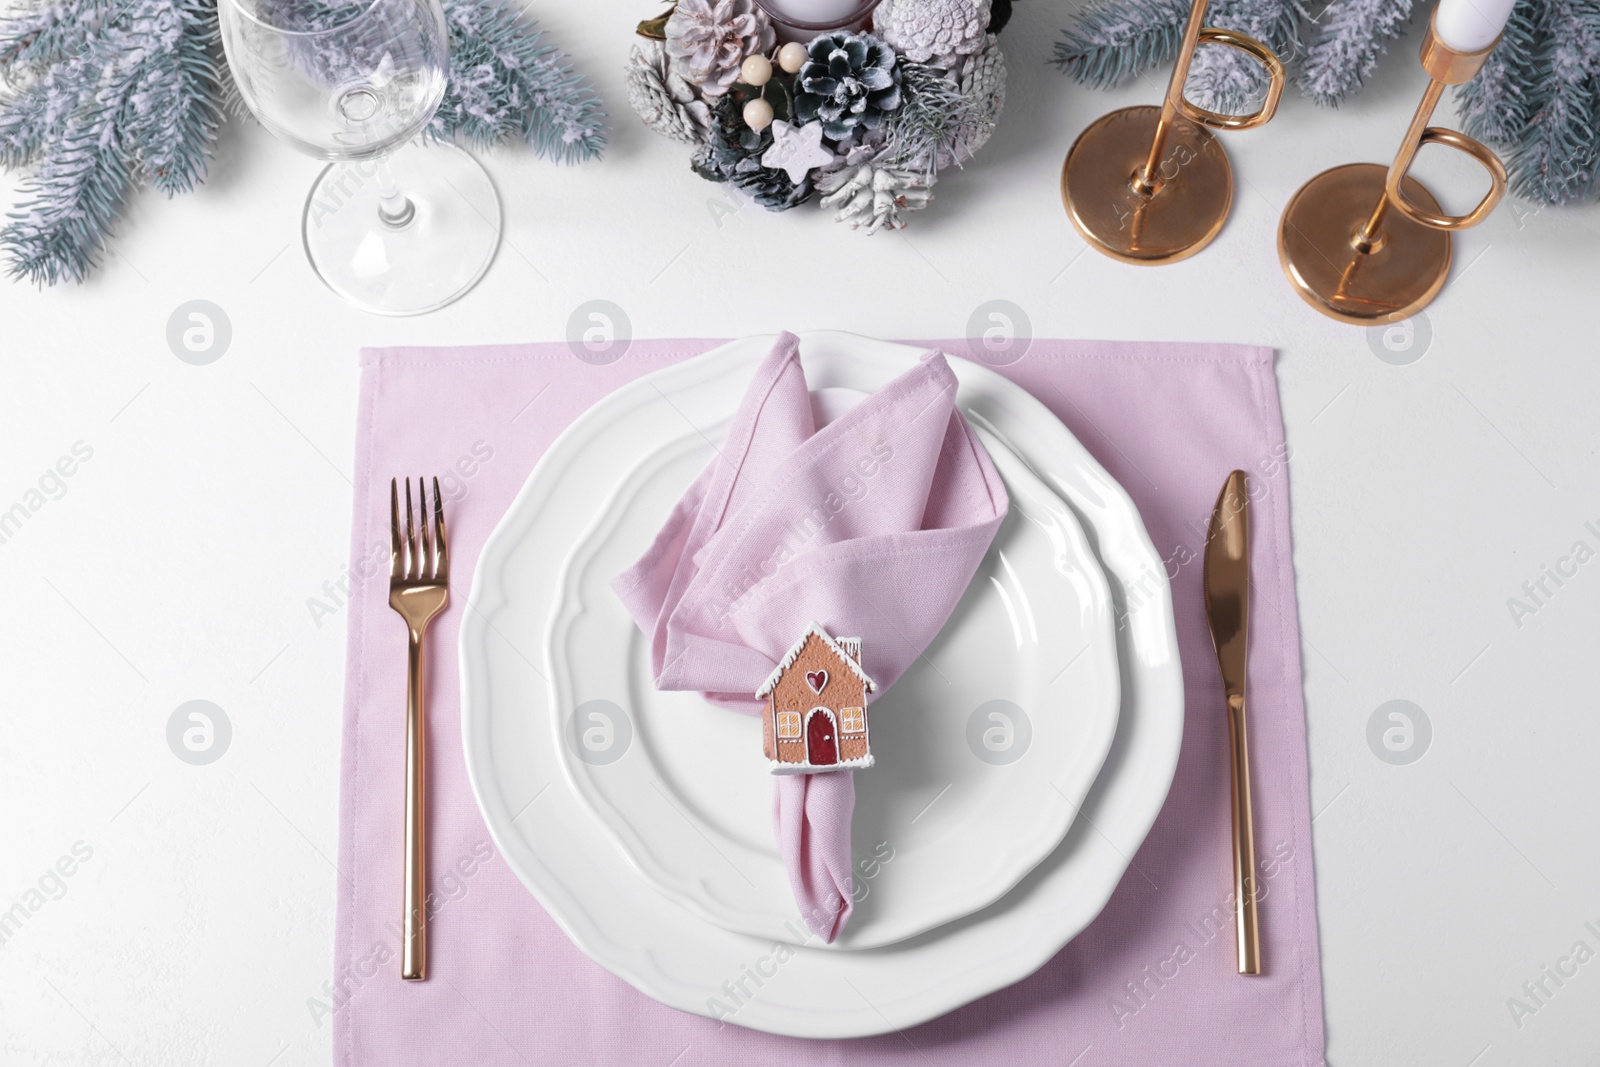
[755,622,877,698]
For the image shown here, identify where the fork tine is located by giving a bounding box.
[432,476,448,579]
[419,474,433,579]
[389,478,402,581]
[404,477,416,580]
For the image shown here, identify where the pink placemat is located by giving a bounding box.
[332,336,1325,1066]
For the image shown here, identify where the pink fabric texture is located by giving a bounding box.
[611,333,1009,941]
[335,337,1326,1067]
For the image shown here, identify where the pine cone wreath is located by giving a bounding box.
[665,0,776,96]
[874,0,992,68]
[693,94,815,210]
[635,0,1013,225]
[626,42,714,144]
[793,32,904,141]
[818,153,934,232]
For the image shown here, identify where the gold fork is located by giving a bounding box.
[388,476,449,981]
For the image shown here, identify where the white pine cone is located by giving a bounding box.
[945,35,1005,165]
[626,42,714,145]
[874,0,991,67]
[818,158,934,233]
[665,0,776,97]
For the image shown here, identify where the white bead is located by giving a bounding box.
[743,97,775,133]
[777,42,808,74]
[740,54,773,87]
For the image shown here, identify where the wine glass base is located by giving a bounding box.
[302,141,501,316]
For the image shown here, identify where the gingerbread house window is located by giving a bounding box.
[840,706,864,734]
[776,710,802,739]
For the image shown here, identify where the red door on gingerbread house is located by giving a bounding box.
[806,709,838,766]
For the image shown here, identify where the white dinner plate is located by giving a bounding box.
[545,381,1121,947]
[461,332,1184,1037]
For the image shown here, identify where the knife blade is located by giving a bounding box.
[1203,469,1262,976]
[1204,471,1250,704]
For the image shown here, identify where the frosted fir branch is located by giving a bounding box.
[3,143,133,284]
[427,0,606,163]
[1297,0,1418,106]
[0,0,142,166]
[2,70,137,284]
[1508,0,1600,203]
[0,41,97,166]
[0,0,119,74]
[121,0,223,194]
[1052,0,1190,88]
[1186,0,1304,115]
[1457,0,1549,146]
[0,0,223,283]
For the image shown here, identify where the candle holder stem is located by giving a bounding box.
[1061,0,1286,264]
[1131,0,1209,197]
[1278,11,1508,325]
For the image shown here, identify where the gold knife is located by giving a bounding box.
[1203,469,1262,976]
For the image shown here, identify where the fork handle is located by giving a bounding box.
[402,626,428,981]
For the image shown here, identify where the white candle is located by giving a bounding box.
[1435,0,1515,52]
[763,0,864,26]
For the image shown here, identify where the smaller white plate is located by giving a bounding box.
[546,386,1121,948]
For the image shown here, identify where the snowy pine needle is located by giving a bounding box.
[1296,0,1418,106]
[1457,0,1547,144]
[427,0,606,163]
[1504,0,1600,203]
[1052,0,1190,88]
[1053,0,1302,115]
[1186,0,1303,116]
[0,0,222,284]
[885,60,972,174]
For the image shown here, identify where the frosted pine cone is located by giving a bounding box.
[948,35,1005,165]
[626,42,714,144]
[818,156,934,232]
[665,0,776,97]
[794,33,904,141]
[874,0,991,67]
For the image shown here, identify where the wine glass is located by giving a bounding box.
[220,0,501,315]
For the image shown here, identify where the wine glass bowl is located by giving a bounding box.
[221,0,448,161]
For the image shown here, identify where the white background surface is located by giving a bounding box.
[2,1,1597,1064]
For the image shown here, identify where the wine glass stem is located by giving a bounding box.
[375,155,416,229]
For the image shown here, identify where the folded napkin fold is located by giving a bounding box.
[612,332,1009,940]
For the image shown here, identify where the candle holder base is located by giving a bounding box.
[1279,163,1452,325]
[1061,105,1233,266]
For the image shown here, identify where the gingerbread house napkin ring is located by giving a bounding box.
[757,623,876,774]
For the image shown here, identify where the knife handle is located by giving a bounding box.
[1227,693,1262,975]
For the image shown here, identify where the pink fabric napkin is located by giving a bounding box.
[334,336,1326,1066]
[611,333,1008,941]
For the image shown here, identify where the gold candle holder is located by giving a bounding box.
[1278,9,1508,325]
[1061,0,1286,265]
